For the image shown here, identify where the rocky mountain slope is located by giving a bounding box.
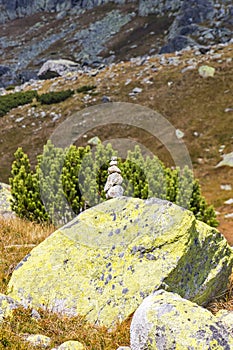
[0,0,232,87]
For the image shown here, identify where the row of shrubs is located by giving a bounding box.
[0,85,96,117]
[10,141,218,227]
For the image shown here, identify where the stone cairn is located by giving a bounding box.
[104,156,124,199]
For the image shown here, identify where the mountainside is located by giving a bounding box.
[0,1,232,241]
[0,39,232,241]
[0,0,232,87]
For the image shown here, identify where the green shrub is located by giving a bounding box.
[5,85,15,91]
[37,89,74,105]
[9,148,48,222]
[76,85,96,94]
[0,90,38,117]
[9,143,218,227]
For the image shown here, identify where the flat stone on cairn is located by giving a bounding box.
[104,157,124,199]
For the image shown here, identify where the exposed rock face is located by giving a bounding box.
[0,0,232,87]
[0,0,79,23]
[7,197,233,327]
[38,59,80,79]
[159,0,233,53]
[130,290,233,350]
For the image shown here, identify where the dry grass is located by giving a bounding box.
[0,217,55,294]
[0,217,130,349]
[207,274,233,315]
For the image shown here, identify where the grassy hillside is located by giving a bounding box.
[0,42,232,242]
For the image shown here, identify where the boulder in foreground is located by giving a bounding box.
[130,290,233,350]
[7,197,233,326]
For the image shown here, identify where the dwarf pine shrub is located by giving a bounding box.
[9,143,218,227]
[0,90,38,117]
[37,89,74,105]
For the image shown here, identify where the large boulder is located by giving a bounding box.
[37,59,80,79]
[7,197,233,326]
[130,290,233,350]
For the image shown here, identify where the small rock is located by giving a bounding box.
[31,309,41,320]
[57,340,85,349]
[220,184,232,191]
[225,213,233,219]
[0,293,21,322]
[125,79,132,85]
[108,165,121,174]
[101,95,111,103]
[216,152,233,168]
[175,129,184,139]
[198,65,215,78]
[225,199,233,205]
[224,108,233,113]
[106,185,124,199]
[26,334,51,348]
[132,87,143,94]
[15,117,24,123]
[193,131,200,137]
[104,173,123,192]
[87,136,101,146]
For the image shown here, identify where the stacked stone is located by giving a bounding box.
[104,156,124,199]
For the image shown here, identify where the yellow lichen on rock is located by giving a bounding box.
[130,290,233,349]
[57,340,85,350]
[7,197,233,327]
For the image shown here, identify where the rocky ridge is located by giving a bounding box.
[0,0,232,87]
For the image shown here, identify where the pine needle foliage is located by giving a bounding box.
[10,143,218,227]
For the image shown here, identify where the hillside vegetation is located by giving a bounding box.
[0,41,232,241]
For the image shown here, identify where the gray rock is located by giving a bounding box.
[216,152,233,168]
[108,165,121,174]
[130,290,233,350]
[104,173,123,192]
[101,95,111,103]
[160,35,197,54]
[57,341,85,349]
[38,59,79,79]
[106,185,124,199]
[26,334,51,348]
[0,293,21,322]
[132,87,143,94]
[7,197,233,327]
[0,65,10,76]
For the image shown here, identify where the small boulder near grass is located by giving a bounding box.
[56,340,85,349]
[0,182,14,217]
[130,290,233,350]
[26,334,51,348]
[0,293,21,323]
[7,197,233,327]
